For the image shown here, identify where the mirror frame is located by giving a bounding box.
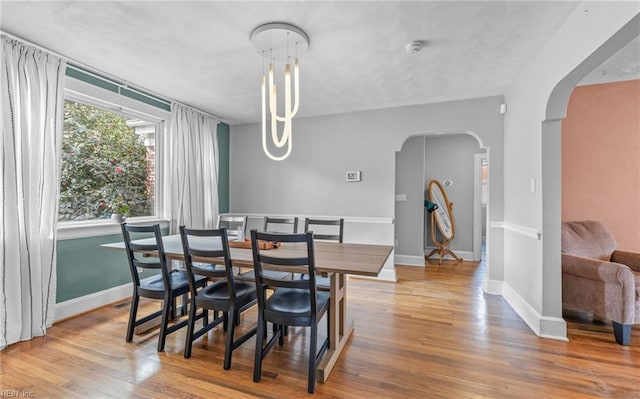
[428,180,454,241]
[426,179,462,264]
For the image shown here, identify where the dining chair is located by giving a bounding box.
[180,226,258,369]
[237,216,295,282]
[121,223,208,352]
[250,229,330,393]
[302,218,344,290]
[304,218,344,243]
[263,216,298,233]
[217,215,248,240]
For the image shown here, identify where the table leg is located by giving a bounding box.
[317,272,354,383]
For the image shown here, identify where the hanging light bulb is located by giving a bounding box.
[251,23,309,161]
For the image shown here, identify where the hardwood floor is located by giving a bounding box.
[1,259,638,398]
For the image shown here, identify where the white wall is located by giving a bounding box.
[503,2,639,340]
[231,96,505,284]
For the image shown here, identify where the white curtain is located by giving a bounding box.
[169,103,219,231]
[1,36,66,350]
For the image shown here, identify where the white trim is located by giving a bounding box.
[54,283,131,322]
[57,217,170,240]
[395,255,425,267]
[65,77,169,122]
[239,213,394,225]
[502,282,541,335]
[490,221,541,240]
[540,316,569,341]
[483,279,504,295]
[501,282,568,341]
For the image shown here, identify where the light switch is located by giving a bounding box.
[530,178,536,193]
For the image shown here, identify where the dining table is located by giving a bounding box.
[102,233,393,383]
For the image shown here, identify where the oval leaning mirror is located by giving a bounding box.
[426,180,462,264]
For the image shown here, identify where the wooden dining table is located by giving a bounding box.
[102,234,393,383]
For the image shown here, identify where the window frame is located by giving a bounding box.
[58,76,171,240]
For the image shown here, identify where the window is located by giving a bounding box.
[58,66,170,232]
[59,100,157,221]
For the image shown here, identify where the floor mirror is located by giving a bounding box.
[426,179,462,264]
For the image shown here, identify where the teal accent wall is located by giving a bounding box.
[56,234,131,303]
[56,230,165,303]
[217,122,230,213]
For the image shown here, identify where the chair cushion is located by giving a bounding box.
[140,271,206,293]
[265,288,330,317]
[140,270,188,291]
[561,220,617,261]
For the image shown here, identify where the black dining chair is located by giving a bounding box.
[250,229,330,393]
[180,226,258,369]
[263,216,298,233]
[217,215,248,240]
[121,223,208,352]
[302,218,344,290]
[237,216,294,282]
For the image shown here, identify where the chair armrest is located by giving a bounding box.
[562,253,635,284]
[611,250,640,272]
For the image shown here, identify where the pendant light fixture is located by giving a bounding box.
[251,22,309,161]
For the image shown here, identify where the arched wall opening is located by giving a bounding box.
[394,131,488,268]
[541,14,640,339]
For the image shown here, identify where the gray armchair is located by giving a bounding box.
[561,220,640,345]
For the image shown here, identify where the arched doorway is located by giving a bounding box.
[541,14,640,339]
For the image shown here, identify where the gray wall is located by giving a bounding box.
[425,134,480,255]
[395,136,425,256]
[230,96,505,279]
[395,134,482,261]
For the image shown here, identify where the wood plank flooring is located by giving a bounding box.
[1,259,638,398]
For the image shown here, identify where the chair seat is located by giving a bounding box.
[140,271,206,297]
[198,279,257,304]
[265,288,330,320]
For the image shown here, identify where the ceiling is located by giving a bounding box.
[1,1,635,125]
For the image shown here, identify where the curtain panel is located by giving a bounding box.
[169,103,219,231]
[1,36,66,350]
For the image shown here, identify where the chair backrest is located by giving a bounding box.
[217,215,247,238]
[263,216,298,233]
[121,223,172,290]
[304,218,344,243]
[561,220,617,261]
[179,226,237,299]
[250,229,318,308]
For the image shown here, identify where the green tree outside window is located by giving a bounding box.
[59,101,152,221]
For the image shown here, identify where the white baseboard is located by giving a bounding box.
[502,282,568,341]
[395,255,425,267]
[424,248,474,261]
[396,250,476,267]
[484,279,504,295]
[540,316,569,342]
[55,283,131,322]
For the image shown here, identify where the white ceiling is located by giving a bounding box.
[2,1,633,125]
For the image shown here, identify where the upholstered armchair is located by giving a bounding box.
[561,220,640,345]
